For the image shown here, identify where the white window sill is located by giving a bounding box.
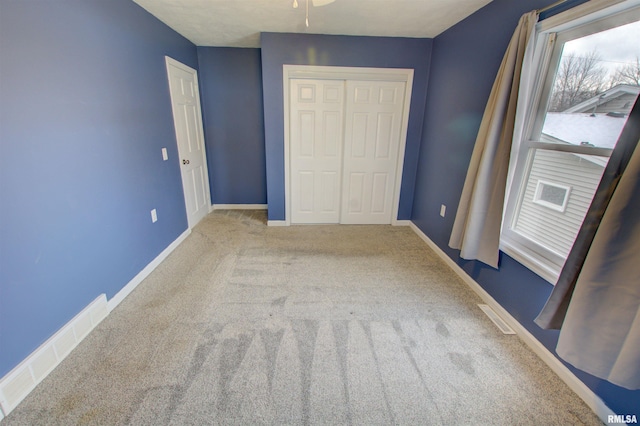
[500,237,561,285]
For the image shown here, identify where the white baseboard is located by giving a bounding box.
[407,222,617,425]
[270,219,410,227]
[0,295,109,417]
[212,204,267,210]
[107,229,190,312]
[267,220,288,227]
[0,229,192,419]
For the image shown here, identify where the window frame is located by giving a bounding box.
[500,1,640,284]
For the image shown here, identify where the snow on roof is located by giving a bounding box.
[563,85,639,113]
[541,112,628,149]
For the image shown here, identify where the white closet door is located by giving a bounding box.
[341,81,406,224]
[290,79,345,224]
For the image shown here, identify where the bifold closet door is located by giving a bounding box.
[341,80,406,224]
[290,79,345,224]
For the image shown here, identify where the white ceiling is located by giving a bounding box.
[132,0,494,48]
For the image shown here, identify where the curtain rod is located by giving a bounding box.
[537,0,569,14]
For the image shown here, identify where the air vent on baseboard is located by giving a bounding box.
[478,304,516,335]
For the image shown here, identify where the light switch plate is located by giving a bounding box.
[440,204,446,217]
[161,148,168,161]
[151,209,158,223]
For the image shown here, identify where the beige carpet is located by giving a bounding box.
[4,210,602,425]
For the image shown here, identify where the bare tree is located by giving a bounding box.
[609,57,640,86]
[549,51,607,111]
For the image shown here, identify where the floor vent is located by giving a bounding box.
[478,304,516,335]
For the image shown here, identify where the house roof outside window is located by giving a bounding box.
[540,84,639,166]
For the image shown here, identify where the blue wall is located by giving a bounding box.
[261,33,432,221]
[197,47,267,205]
[0,0,197,377]
[412,0,640,416]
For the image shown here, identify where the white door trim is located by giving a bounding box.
[165,56,212,229]
[283,65,414,226]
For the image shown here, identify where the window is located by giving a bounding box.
[533,180,571,212]
[501,2,640,284]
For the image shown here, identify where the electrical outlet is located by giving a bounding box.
[161,148,168,161]
[151,209,158,223]
[440,204,446,217]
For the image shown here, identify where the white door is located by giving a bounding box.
[341,81,406,224]
[165,57,211,228]
[290,79,345,224]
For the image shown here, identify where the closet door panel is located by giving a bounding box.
[290,79,345,223]
[341,81,406,224]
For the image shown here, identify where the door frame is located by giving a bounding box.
[165,56,212,229]
[283,65,414,226]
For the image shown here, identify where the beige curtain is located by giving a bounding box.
[535,95,640,389]
[555,139,640,390]
[449,11,538,268]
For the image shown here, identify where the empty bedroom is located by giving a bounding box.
[1,0,639,424]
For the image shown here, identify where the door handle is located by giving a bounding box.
[182,159,190,165]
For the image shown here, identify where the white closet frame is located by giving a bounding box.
[283,65,414,226]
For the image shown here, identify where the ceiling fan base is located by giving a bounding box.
[311,0,336,6]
